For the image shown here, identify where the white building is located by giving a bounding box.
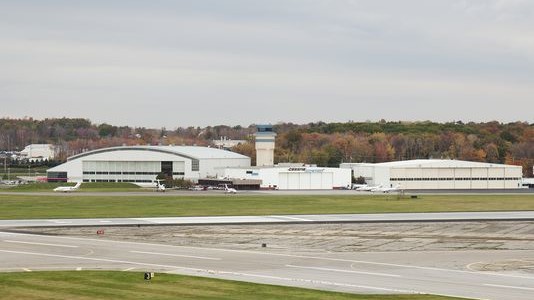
[223,165,351,190]
[341,159,523,190]
[47,145,250,183]
[212,137,247,150]
[20,144,56,161]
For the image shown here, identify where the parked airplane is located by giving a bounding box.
[224,184,237,194]
[380,184,401,193]
[356,184,382,192]
[155,180,166,192]
[374,184,402,193]
[53,182,82,192]
[351,184,367,190]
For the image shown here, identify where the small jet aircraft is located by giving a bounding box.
[53,182,82,192]
[356,184,381,192]
[224,184,237,194]
[375,184,402,193]
[155,179,166,192]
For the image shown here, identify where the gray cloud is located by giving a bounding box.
[1,0,533,127]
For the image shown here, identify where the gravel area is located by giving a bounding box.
[17,221,534,253]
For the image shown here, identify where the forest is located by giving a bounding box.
[0,118,532,176]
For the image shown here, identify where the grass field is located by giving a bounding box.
[0,271,465,300]
[0,194,533,219]
[5,182,142,192]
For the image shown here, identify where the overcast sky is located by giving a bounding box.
[1,0,533,128]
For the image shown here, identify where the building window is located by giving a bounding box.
[47,172,68,182]
[161,161,173,177]
[192,159,199,172]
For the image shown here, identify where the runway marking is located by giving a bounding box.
[3,240,79,248]
[99,220,112,223]
[0,250,416,294]
[286,264,400,278]
[269,215,312,222]
[213,270,415,293]
[23,268,32,272]
[4,231,534,280]
[122,267,135,271]
[129,250,221,260]
[49,220,72,224]
[0,249,412,293]
[76,267,82,271]
[0,249,205,272]
[0,248,493,300]
[484,283,534,291]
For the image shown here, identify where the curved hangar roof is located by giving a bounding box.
[375,159,520,169]
[67,145,249,161]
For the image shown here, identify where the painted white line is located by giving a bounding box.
[286,264,400,278]
[23,268,32,272]
[0,248,487,300]
[3,240,78,248]
[0,248,409,293]
[99,220,112,223]
[484,284,534,291]
[270,215,312,222]
[5,231,534,280]
[122,267,135,271]
[130,250,221,261]
[214,270,414,293]
[0,249,205,272]
[76,267,82,271]
[49,220,72,224]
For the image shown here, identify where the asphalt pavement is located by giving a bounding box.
[1,231,534,300]
[2,211,534,228]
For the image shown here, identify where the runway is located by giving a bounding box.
[1,230,534,300]
[2,211,534,228]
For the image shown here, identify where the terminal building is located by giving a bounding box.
[47,146,250,183]
[340,159,523,190]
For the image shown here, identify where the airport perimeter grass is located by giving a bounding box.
[0,194,533,219]
[0,271,464,300]
[6,182,142,192]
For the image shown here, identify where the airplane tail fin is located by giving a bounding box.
[74,182,82,189]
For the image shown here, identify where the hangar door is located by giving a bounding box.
[279,172,333,189]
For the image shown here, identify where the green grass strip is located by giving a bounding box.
[0,271,466,300]
[0,194,533,219]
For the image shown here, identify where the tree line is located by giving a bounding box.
[0,118,532,176]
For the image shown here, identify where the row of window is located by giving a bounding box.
[83,171,185,175]
[83,179,154,183]
[390,177,521,181]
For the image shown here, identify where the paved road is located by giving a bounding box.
[1,230,533,300]
[2,211,534,228]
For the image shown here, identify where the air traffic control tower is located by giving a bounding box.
[254,125,276,166]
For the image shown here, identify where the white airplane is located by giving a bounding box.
[356,184,381,192]
[374,184,402,193]
[53,182,82,192]
[352,184,367,190]
[155,180,166,192]
[224,184,237,194]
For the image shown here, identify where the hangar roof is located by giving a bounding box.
[68,145,249,161]
[374,159,520,169]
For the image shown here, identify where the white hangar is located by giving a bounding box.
[223,165,351,190]
[47,145,250,183]
[340,159,523,190]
